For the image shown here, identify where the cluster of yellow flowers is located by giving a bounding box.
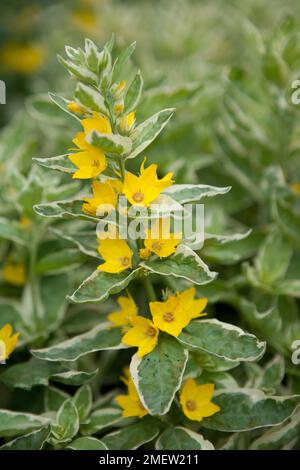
[67,107,180,274]
[110,291,220,421]
[116,367,220,422]
[109,288,207,357]
[65,83,220,424]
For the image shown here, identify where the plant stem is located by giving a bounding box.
[29,230,40,328]
[118,156,125,181]
[142,275,157,302]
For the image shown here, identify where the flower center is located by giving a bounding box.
[186,400,197,411]
[132,191,144,203]
[92,159,100,168]
[119,256,130,267]
[163,312,174,323]
[151,241,162,252]
[146,326,157,338]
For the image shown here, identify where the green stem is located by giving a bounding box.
[118,157,126,181]
[29,230,40,328]
[142,275,157,302]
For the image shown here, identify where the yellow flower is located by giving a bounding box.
[0,324,19,360]
[176,287,208,319]
[120,112,136,133]
[140,219,181,259]
[97,239,133,273]
[291,183,300,195]
[82,179,122,215]
[114,80,127,99]
[68,112,111,179]
[1,43,43,74]
[150,288,207,337]
[179,379,220,422]
[67,101,86,115]
[108,294,138,328]
[123,160,174,206]
[116,367,148,418]
[150,295,191,337]
[72,9,97,34]
[3,261,26,286]
[122,316,159,357]
[19,216,31,230]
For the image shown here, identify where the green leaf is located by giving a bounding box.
[75,82,108,114]
[45,386,70,413]
[141,245,217,285]
[0,426,50,450]
[177,319,266,362]
[112,41,136,81]
[33,199,98,222]
[255,231,292,284]
[26,94,70,125]
[128,108,174,159]
[48,93,81,121]
[250,410,300,450]
[277,279,300,298]
[36,249,86,275]
[51,227,98,258]
[124,71,143,113]
[68,267,142,303]
[0,216,28,245]
[156,427,214,450]
[0,358,66,390]
[163,184,231,203]
[51,399,79,444]
[188,351,239,372]
[73,385,93,422]
[32,323,124,362]
[202,230,263,265]
[87,130,132,156]
[202,389,300,432]
[57,55,98,86]
[81,408,123,435]
[0,410,49,438]
[272,197,300,247]
[68,436,107,450]
[130,335,188,415]
[101,416,160,450]
[51,369,98,386]
[33,154,75,174]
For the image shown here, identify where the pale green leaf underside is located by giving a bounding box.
[141,245,217,285]
[31,323,124,362]
[68,267,142,303]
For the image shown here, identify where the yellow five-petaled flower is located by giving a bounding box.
[115,367,148,418]
[108,294,138,328]
[82,178,122,216]
[123,160,174,207]
[139,219,181,259]
[122,316,159,358]
[69,112,111,179]
[97,239,133,274]
[120,287,207,356]
[0,324,20,361]
[150,287,207,337]
[179,379,220,421]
